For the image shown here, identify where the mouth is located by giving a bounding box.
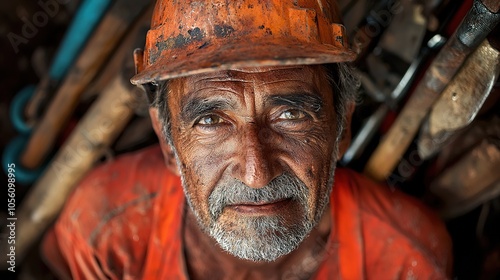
[227,198,293,214]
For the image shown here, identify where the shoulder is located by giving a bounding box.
[47,145,180,278]
[334,168,452,278]
[58,145,167,234]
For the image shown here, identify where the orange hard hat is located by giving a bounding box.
[131,0,357,85]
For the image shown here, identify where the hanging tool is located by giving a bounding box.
[430,138,500,219]
[418,39,500,159]
[10,0,113,133]
[341,34,446,165]
[0,5,153,266]
[19,0,151,171]
[364,0,500,182]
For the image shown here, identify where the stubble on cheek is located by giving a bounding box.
[178,159,214,230]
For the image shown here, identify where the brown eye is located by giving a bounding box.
[197,115,225,125]
[278,110,307,120]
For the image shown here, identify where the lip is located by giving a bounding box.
[227,198,292,214]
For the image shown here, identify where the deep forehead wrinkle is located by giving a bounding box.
[192,70,254,83]
[257,79,317,86]
[190,66,314,84]
[194,75,253,83]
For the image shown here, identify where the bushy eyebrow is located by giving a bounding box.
[267,93,324,113]
[180,92,324,123]
[180,97,234,123]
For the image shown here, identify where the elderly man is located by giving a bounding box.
[42,0,452,279]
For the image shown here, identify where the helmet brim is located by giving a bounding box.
[130,38,357,85]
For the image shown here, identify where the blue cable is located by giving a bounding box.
[49,0,113,80]
[10,85,36,134]
[10,0,113,134]
[2,135,47,185]
[6,0,113,183]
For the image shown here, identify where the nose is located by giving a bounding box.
[233,126,281,189]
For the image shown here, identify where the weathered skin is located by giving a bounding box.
[149,65,354,279]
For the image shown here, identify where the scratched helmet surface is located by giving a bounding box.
[131,0,356,85]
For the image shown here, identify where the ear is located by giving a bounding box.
[337,102,355,160]
[149,107,181,176]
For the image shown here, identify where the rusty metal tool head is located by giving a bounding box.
[456,0,500,49]
[418,39,500,159]
[130,0,356,86]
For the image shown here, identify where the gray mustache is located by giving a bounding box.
[208,173,308,220]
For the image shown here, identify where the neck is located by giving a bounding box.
[183,204,332,280]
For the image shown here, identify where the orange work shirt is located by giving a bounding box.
[42,145,452,279]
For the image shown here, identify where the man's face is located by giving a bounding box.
[164,65,342,261]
